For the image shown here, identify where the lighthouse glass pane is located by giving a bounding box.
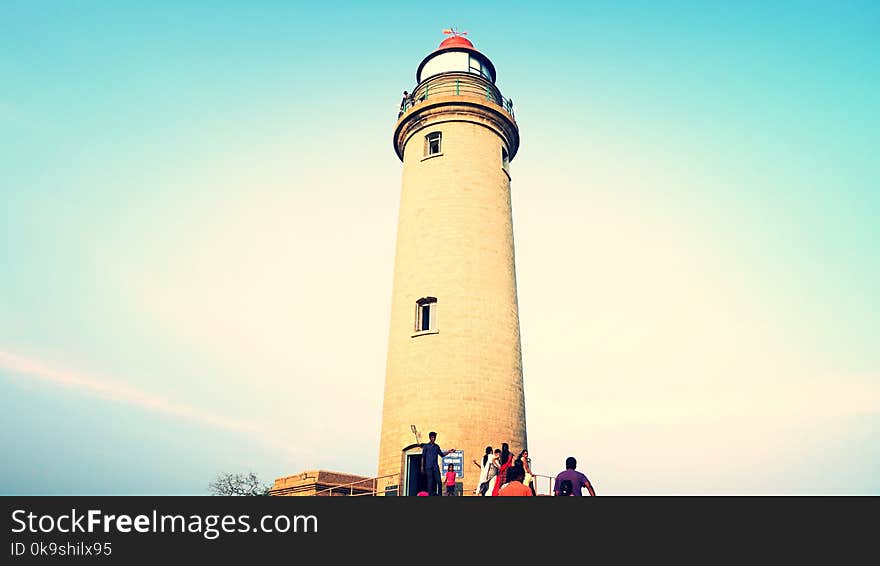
[469,56,481,74]
[483,61,495,82]
[420,51,469,81]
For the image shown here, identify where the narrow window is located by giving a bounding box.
[425,132,442,156]
[420,304,431,331]
[415,297,438,334]
[502,146,510,173]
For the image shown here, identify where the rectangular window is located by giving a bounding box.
[415,297,438,335]
[425,132,442,156]
[502,147,510,173]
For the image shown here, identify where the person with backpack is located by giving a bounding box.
[553,456,596,496]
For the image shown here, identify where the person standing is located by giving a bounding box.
[553,456,596,497]
[473,446,494,496]
[516,449,537,496]
[399,90,410,116]
[445,464,457,496]
[484,449,501,496]
[421,431,455,497]
[491,443,513,497]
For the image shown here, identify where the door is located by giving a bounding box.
[404,453,424,496]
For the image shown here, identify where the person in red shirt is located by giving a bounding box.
[445,464,457,496]
[491,443,513,496]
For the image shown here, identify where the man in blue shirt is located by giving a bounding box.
[421,431,456,496]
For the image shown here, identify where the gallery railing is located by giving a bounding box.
[398,71,515,120]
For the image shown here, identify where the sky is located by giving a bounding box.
[1,1,878,495]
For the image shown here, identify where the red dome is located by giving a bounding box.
[438,35,475,50]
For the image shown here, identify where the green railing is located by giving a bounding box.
[398,73,515,119]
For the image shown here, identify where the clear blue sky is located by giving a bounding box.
[2,1,878,494]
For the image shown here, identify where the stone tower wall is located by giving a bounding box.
[378,102,526,495]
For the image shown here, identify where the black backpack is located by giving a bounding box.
[559,479,573,496]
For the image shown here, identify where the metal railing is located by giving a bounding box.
[532,474,556,496]
[306,471,560,496]
[398,72,515,119]
[311,473,400,497]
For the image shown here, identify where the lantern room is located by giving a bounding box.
[416,35,497,84]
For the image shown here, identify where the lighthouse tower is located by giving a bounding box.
[377,34,525,496]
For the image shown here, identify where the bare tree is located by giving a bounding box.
[208,472,271,496]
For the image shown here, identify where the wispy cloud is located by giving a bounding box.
[0,350,340,472]
[0,349,324,467]
[0,349,265,436]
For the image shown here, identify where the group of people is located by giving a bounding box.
[419,431,596,497]
[472,443,537,497]
[472,444,597,497]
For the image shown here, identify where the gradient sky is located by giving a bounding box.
[1,1,878,495]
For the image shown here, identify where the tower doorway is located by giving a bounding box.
[403,446,425,496]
